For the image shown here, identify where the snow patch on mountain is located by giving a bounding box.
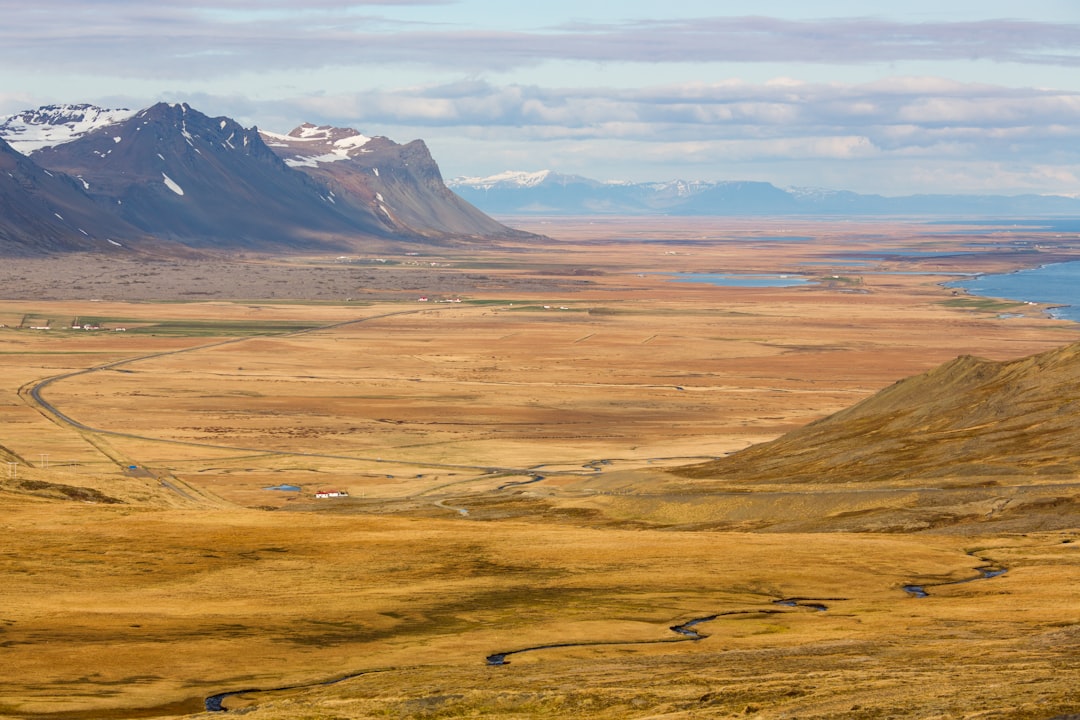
[0,104,135,154]
[162,173,184,196]
[639,179,715,197]
[261,125,373,168]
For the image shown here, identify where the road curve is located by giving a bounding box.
[21,307,551,477]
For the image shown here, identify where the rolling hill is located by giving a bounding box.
[674,341,1080,488]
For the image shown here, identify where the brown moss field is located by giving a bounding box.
[1,218,1078,718]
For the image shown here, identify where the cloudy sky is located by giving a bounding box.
[2,0,1079,195]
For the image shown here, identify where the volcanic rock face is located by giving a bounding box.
[262,124,527,241]
[0,136,143,255]
[676,341,1080,486]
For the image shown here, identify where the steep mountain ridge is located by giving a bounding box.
[675,341,1080,486]
[262,124,529,241]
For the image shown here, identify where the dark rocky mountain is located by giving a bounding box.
[449,170,1080,217]
[30,103,388,250]
[261,124,528,241]
[0,136,145,255]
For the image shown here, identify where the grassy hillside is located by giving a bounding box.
[675,341,1080,487]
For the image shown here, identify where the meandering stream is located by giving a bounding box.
[205,670,379,712]
[903,556,1007,598]
[485,608,792,666]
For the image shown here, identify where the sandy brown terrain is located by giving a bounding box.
[0,218,1078,718]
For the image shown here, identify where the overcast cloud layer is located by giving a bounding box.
[2,1,1079,195]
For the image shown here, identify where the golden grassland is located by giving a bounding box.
[0,218,1078,718]
[1,500,1077,719]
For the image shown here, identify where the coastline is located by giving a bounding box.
[945,259,1080,323]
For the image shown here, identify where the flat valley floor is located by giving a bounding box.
[0,218,1077,719]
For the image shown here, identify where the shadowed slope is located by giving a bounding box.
[0,137,146,255]
[675,341,1080,486]
[31,103,376,250]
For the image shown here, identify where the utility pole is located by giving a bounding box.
[39,453,49,470]
[7,462,16,480]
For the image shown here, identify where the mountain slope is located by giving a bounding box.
[0,136,144,255]
[262,124,530,241]
[675,341,1080,486]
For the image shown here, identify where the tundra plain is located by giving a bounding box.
[1,218,1078,719]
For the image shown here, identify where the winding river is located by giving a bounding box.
[486,607,795,666]
[903,563,1007,598]
[205,670,381,712]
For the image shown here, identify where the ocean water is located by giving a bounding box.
[946,260,1080,323]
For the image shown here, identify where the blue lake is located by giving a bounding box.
[799,260,873,267]
[946,260,1080,322]
[666,273,811,287]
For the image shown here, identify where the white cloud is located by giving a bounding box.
[241,76,1078,194]
[3,11,1080,78]
[3,3,1078,195]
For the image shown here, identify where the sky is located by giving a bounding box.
[2,0,1080,195]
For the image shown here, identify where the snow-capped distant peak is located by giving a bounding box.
[0,103,136,154]
[784,185,845,199]
[260,124,373,168]
[642,179,713,195]
[449,170,553,189]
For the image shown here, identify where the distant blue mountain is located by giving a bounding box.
[448,170,1080,217]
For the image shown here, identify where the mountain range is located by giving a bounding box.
[448,169,1080,217]
[0,103,529,255]
[7,102,1079,257]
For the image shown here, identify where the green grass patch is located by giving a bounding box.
[942,297,1025,312]
[128,320,323,337]
[820,275,864,285]
[462,299,525,306]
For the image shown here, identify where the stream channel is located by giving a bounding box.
[902,556,1007,598]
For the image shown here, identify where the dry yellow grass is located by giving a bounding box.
[0,218,1078,718]
[0,500,1075,719]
